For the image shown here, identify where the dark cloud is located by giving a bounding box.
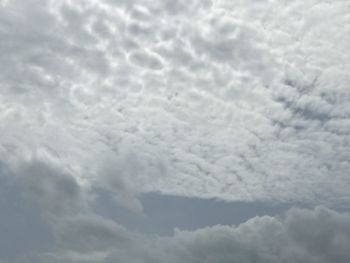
[16,159,86,215]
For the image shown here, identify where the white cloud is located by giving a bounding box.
[2,0,350,260]
[0,0,350,212]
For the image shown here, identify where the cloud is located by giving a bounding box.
[0,0,349,226]
[93,147,148,213]
[1,0,350,262]
[0,157,349,262]
[52,215,134,252]
[37,206,350,263]
[0,157,135,262]
[128,50,164,70]
[16,159,86,215]
[157,206,350,263]
[0,160,56,262]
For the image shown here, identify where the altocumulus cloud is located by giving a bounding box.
[0,0,350,262]
[1,0,350,206]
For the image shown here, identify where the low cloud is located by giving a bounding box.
[42,206,350,263]
[1,158,350,262]
[16,159,86,215]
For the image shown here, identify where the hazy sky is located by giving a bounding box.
[0,0,350,262]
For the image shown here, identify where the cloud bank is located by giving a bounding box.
[1,161,350,262]
[1,163,349,263]
[0,0,350,261]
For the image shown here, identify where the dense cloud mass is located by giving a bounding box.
[0,0,349,262]
[1,0,349,205]
[1,165,350,263]
[55,207,348,263]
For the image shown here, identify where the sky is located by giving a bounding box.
[0,0,350,262]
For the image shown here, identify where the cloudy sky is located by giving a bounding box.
[0,0,350,262]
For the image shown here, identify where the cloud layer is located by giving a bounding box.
[1,0,350,207]
[1,161,350,262]
[0,0,350,261]
[1,165,349,263]
[0,171,350,263]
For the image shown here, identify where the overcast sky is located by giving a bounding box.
[0,0,350,262]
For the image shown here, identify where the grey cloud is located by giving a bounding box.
[0,0,350,244]
[16,159,86,215]
[128,5,152,22]
[161,0,212,16]
[53,215,133,252]
[91,144,165,213]
[0,156,139,262]
[126,20,153,37]
[39,206,350,263]
[153,207,350,263]
[0,155,349,263]
[285,207,350,262]
[0,160,55,262]
[128,50,164,70]
[0,0,349,261]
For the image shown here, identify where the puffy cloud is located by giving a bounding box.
[36,206,350,263]
[2,1,350,262]
[1,157,350,262]
[0,0,350,254]
[0,157,136,262]
[158,206,350,263]
[128,50,164,70]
